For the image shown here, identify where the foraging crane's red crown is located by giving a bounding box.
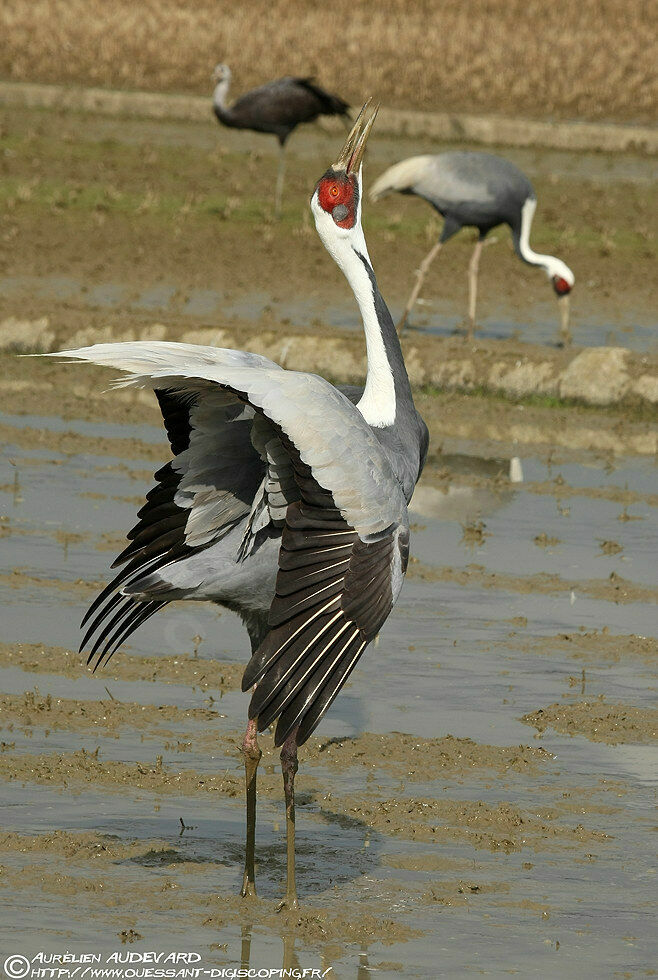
[552,275,572,296]
[314,100,378,229]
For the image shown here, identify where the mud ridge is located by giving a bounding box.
[0,690,220,738]
[0,828,174,863]
[0,641,244,690]
[409,562,658,605]
[507,630,658,666]
[302,731,554,780]
[328,795,611,851]
[0,747,313,799]
[522,700,658,743]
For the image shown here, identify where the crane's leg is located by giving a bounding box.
[557,293,571,347]
[279,730,300,910]
[274,144,287,218]
[466,239,485,341]
[396,241,443,336]
[241,716,261,898]
[465,236,499,340]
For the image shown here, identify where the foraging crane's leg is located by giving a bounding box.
[557,294,571,347]
[466,239,484,341]
[279,729,300,909]
[241,716,261,898]
[465,236,498,340]
[274,143,287,218]
[397,241,443,335]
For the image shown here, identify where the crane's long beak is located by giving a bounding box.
[332,99,379,175]
[558,293,571,346]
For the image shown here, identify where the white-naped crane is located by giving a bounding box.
[370,151,575,344]
[212,64,350,216]
[48,103,429,909]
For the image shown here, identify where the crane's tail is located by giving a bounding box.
[298,78,350,118]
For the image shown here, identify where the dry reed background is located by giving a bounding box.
[1,0,656,123]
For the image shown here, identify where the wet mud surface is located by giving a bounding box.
[1,379,656,976]
[0,106,657,976]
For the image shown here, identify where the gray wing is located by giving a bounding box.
[57,342,406,537]
[55,343,410,737]
[415,154,494,208]
[237,413,298,559]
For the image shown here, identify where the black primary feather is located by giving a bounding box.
[244,454,406,746]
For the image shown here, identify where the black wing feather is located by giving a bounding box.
[80,388,262,663]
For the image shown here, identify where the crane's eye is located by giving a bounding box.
[315,173,357,228]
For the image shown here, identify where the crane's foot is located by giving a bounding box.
[240,873,258,900]
[276,895,300,912]
[454,318,478,340]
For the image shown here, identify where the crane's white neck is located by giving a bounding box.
[213,77,231,112]
[518,198,574,284]
[344,240,397,428]
[312,192,396,427]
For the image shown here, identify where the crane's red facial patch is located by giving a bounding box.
[316,171,358,229]
[553,276,572,296]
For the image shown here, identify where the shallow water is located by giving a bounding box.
[1,270,656,351]
[0,403,656,976]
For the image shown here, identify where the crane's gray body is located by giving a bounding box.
[376,151,535,250]
[370,149,575,324]
[213,76,349,146]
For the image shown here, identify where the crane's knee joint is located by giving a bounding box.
[242,723,262,765]
[280,740,298,777]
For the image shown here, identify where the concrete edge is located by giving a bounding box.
[1,81,656,155]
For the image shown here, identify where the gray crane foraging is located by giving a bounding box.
[370,152,575,344]
[212,65,350,216]
[49,104,428,909]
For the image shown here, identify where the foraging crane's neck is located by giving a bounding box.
[313,200,411,428]
[515,198,574,284]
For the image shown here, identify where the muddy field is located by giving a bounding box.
[0,104,657,975]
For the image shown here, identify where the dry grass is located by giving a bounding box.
[2,0,656,123]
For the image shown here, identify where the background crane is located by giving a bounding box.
[50,104,428,910]
[212,64,350,215]
[370,151,575,344]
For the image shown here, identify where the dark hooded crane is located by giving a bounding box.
[370,151,575,344]
[212,64,350,215]
[48,104,429,909]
